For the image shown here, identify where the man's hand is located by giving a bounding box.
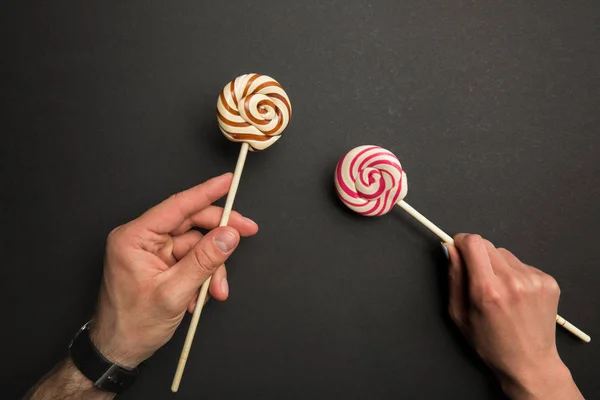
[28,173,258,399]
[90,172,259,367]
[445,234,583,400]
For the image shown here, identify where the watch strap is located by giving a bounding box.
[69,322,139,393]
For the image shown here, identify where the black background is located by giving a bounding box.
[1,1,599,399]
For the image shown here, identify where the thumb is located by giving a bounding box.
[164,227,240,300]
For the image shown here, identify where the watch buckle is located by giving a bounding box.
[94,363,123,389]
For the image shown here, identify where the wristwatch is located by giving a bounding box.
[69,321,141,393]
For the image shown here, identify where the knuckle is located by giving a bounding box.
[528,274,543,292]
[475,283,503,306]
[447,305,465,327]
[463,234,483,249]
[189,230,203,241]
[507,277,525,296]
[543,275,561,295]
[524,263,536,271]
[448,305,457,322]
[483,239,494,249]
[105,225,131,259]
[497,248,511,257]
[529,275,543,292]
[485,288,502,305]
[106,226,123,245]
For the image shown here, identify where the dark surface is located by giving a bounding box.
[1,1,599,399]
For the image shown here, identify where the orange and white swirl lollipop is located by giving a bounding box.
[173,73,291,392]
[217,73,291,151]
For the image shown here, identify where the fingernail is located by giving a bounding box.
[221,277,229,297]
[214,231,237,253]
[441,242,449,259]
[243,216,257,226]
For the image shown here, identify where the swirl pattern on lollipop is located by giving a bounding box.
[217,73,291,151]
[335,145,408,216]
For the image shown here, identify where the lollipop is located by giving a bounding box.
[335,145,590,343]
[173,74,291,392]
[335,145,408,217]
[217,73,291,151]
[335,145,452,242]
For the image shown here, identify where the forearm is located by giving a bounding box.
[25,358,114,400]
[500,362,583,400]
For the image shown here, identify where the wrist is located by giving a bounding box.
[500,359,580,400]
[28,358,114,400]
[89,321,146,368]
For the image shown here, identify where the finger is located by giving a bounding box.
[185,264,229,313]
[171,206,259,237]
[497,247,540,287]
[482,240,513,278]
[173,232,230,300]
[134,173,233,234]
[160,227,240,302]
[446,243,467,327]
[496,247,527,270]
[453,234,496,286]
[172,230,203,261]
[153,236,177,267]
[208,264,229,301]
[485,242,539,298]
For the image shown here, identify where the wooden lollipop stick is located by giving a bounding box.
[556,315,591,343]
[172,142,250,392]
[395,199,591,343]
[396,200,455,244]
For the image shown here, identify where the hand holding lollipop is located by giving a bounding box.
[335,145,590,343]
[172,74,291,392]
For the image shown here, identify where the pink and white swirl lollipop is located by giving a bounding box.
[335,145,453,243]
[335,145,408,216]
[334,145,590,344]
